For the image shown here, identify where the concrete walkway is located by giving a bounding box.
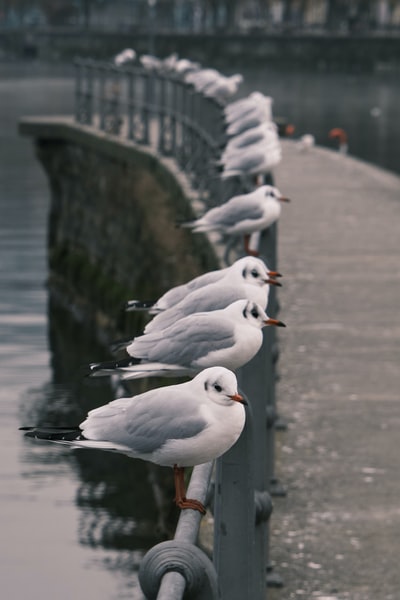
[269,141,400,600]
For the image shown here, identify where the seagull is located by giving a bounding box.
[297,134,315,152]
[139,54,163,71]
[21,367,247,514]
[222,122,279,156]
[329,128,348,154]
[88,300,286,380]
[125,256,281,313]
[219,142,282,179]
[202,74,244,103]
[173,58,201,76]
[185,68,221,91]
[178,185,289,255]
[225,104,274,137]
[224,93,273,125]
[114,48,136,66]
[142,263,281,334]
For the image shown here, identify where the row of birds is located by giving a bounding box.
[23,51,289,514]
[112,48,283,180]
[23,257,285,514]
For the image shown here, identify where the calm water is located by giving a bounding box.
[1,60,399,599]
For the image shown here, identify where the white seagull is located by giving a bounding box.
[219,141,282,179]
[222,121,279,157]
[114,48,136,66]
[202,74,244,103]
[178,185,289,255]
[89,299,285,380]
[185,68,221,91]
[125,256,281,313]
[21,367,246,514]
[142,262,281,334]
[224,93,273,125]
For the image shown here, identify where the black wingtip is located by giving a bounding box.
[20,426,82,441]
[87,356,141,377]
[125,299,156,312]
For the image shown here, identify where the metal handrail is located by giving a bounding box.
[74,58,280,599]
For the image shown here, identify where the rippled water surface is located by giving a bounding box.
[1,59,399,599]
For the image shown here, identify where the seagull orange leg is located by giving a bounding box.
[173,465,206,514]
[243,234,259,257]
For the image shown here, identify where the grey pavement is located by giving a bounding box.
[268,141,400,600]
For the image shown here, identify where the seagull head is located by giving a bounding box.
[225,300,285,329]
[263,185,291,203]
[235,257,282,288]
[195,367,246,406]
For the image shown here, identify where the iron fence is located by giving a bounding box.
[74,58,283,599]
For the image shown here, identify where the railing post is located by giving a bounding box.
[99,64,106,131]
[213,389,265,599]
[139,463,218,600]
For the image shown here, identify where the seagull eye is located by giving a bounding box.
[214,384,222,393]
[251,269,259,278]
[251,307,259,319]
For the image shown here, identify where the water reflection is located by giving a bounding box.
[20,299,180,594]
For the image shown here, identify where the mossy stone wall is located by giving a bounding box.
[20,118,219,345]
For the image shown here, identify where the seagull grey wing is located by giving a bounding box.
[83,391,207,454]
[213,197,265,228]
[157,268,225,308]
[145,284,242,333]
[225,151,265,174]
[132,314,236,366]
[124,398,207,454]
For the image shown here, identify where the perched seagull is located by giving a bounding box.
[125,257,281,313]
[173,58,201,76]
[225,104,274,137]
[88,300,285,380]
[185,68,221,91]
[142,264,281,334]
[329,128,348,154]
[222,122,279,156]
[202,74,244,103]
[219,142,282,179]
[178,185,289,255]
[139,54,163,71]
[224,94,273,125]
[21,367,246,514]
[162,52,179,70]
[297,134,315,152]
[114,48,136,66]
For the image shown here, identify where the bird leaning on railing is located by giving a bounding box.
[87,299,285,380]
[114,48,136,67]
[124,256,281,314]
[21,367,247,514]
[177,185,289,256]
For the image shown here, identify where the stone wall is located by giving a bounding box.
[19,117,219,346]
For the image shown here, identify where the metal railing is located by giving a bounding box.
[74,59,283,599]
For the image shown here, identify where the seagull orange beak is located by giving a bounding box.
[267,270,282,278]
[229,393,247,405]
[264,278,282,287]
[279,196,291,202]
[264,318,286,327]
